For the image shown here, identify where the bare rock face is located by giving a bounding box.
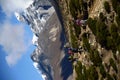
[15,0,73,80]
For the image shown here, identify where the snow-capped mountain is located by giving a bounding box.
[15,0,73,80]
[15,0,55,42]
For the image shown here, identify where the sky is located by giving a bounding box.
[0,0,43,80]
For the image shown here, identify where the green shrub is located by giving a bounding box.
[109,58,118,73]
[96,20,108,48]
[111,0,118,12]
[87,18,97,35]
[99,64,106,78]
[89,49,102,66]
[70,24,78,48]
[88,66,98,80]
[69,0,77,18]
[106,36,115,50]
[104,1,111,13]
[99,12,106,22]
[93,50,102,66]
[74,24,81,38]
[117,6,120,17]
[116,15,120,28]
[113,74,117,80]
[106,73,114,80]
[110,23,119,45]
[75,61,82,76]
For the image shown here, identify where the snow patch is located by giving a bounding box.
[33,62,39,69]
[32,34,38,46]
[49,26,59,41]
[41,74,47,80]
[14,12,25,22]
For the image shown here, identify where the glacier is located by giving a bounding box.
[15,0,73,80]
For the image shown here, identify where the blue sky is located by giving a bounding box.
[0,1,43,80]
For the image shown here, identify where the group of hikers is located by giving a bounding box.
[64,17,87,62]
[64,45,83,62]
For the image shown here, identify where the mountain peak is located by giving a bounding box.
[16,0,73,80]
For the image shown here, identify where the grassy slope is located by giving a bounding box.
[57,0,120,80]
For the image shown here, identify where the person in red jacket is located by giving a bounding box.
[68,48,73,55]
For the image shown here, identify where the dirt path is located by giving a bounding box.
[89,0,106,18]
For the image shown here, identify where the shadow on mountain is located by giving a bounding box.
[31,52,53,80]
[59,10,73,80]
[60,50,73,80]
[56,3,73,80]
[38,53,53,80]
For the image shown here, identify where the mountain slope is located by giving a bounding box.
[15,0,73,80]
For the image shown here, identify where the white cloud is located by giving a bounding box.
[0,0,33,17]
[0,20,29,67]
[0,0,52,79]
[0,0,33,67]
